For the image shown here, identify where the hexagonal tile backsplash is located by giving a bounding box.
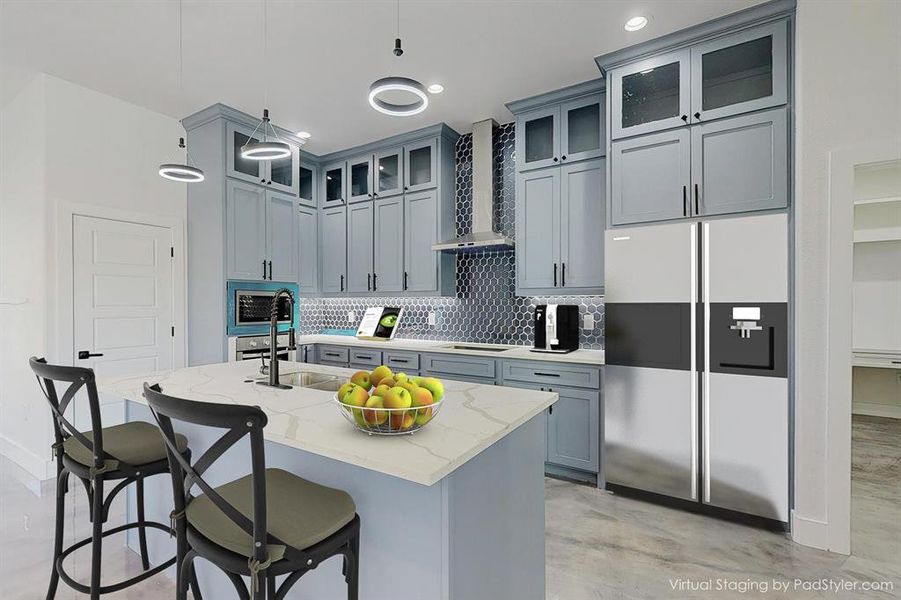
[298,122,604,349]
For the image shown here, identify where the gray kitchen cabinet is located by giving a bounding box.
[610,128,691,226]
[373,196,404,293]
[226,179,268,281]
[297,344,315,363]
[322,161,347,208]
[346,202,374,293]
[403,189,439,293]
[225,121,299,195]
[609,49,692,140]
[348,155,373,203]
[297,204,319,293]
[266,191,299,282]
[547,386,600,473]
[349,348,383,369]
[515,105,560,172]
[421,354,498,382]
[374,146,404,198]
[516,167,559,293]
[560,95,604,164]
[320,205,347,294]
[298,162,317,207]
[560,159,605,292]
[403,138,438,193]
[690,21,788,123]
[318,345,350,366]
[691,107,787,216]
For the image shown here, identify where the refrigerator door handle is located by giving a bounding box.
[702,221,711,504]
[690,222,699,501]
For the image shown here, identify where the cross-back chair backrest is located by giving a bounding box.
[144,383,284,566]
[30,356,117,472]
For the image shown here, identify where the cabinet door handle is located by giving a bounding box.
[268,260,272,280]
[681,115,688,122]
[77,350,104,360]
[553,263,558,287]
[549,404,553,415]
[367,273,371,291]
[694,112,701,120]
[260,178,266,183]
[683,185,689,216]
[534,372,561,378]
[372,272,377,291]
[694,184,700,214]
[340,274,344,292]
[562,263,566,287]
[561,155,567,161]
[403,271,408,290]
[262,260,267,279]
[553,157,559,163]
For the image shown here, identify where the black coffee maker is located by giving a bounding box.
[531,304,580,353]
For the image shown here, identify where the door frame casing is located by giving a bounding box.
[55,202,187,370]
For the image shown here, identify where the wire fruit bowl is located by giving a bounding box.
[334,394,442,436]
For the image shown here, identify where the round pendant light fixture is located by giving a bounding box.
[160,137,205,182]
[368,1,430,117]
[241,108,292,160]
[158,0,204,183]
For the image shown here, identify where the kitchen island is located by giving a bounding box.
[98,360,556,600]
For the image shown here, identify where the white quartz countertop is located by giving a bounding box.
[295,334,605,365]
[98,361,557,487]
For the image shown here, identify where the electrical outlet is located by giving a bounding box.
[347,311,355,323]
[428,312,437,326]
[582,314,595,331]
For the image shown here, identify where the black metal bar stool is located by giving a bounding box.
[29,357,194,599]
[144,383,361,600]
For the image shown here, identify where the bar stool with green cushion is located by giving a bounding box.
[144,383,361,600]
[29,357,197,600]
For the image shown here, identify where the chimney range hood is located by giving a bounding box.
[432,119,514,252]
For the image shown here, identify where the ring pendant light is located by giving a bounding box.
[368,1,429,117]
[158,0,204,183]
[241,0,291,161]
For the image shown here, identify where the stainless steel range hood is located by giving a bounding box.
[432,118,514,252]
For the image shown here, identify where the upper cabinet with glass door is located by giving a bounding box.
[610,49,691,140]
[321,161,347,208]
[374,147,404,198]
[404,138,438,193]
[690,21,787,123]
[226,121,300,195]
[348,155,373,203]
[298,160,317,208]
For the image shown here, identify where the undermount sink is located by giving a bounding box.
[439,344,513,352]
[256,371,342,388]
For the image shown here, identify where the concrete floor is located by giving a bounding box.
[0,416,898,599]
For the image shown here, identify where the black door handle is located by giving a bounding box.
[77,351,104,360]
[340,274,344,292]
[262,260,267,279]
[403,271,408,291]
[367,273,371,291]
[267,260,272,280]
[562,263,566,287]
[681,115,688,122]
[694,184,700,214]
[553,263,558,287]
[372,273,377,291]
[694,112,701,120]
[683,185,688,217]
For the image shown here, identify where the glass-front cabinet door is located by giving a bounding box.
[226,122,265,185]
[515,106,560,172]
[321,161,346,207]
[298,163,316,207]
[690,21,787,122]
[266,144,299,196]
[374,147,403,198]
[560,95,604,164]
[404,138,438,193]
[348,155,373,203]
[610,49,691,139]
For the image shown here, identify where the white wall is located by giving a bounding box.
[0,73,185,480]
[793,0,901,551]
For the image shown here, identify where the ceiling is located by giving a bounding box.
[0,0,764,154]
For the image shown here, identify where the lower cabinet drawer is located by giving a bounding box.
[501,360,601,389]
[384,350,420,371]
[421,354,497,380]
[318,345,350,365]
[349,348,383,367]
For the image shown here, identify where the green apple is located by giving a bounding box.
[418,377,445,403]
[395,372,409,384]
[342,385,369,409]
[383,387,412,409]
[369,365,393,387]
[337,382,358,403]
[363,395,387,425]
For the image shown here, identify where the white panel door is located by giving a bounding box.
[73,215,175,379]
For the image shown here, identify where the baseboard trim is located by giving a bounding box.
[790,511,833,551]
[0,434,55,484]
[852,402,901,420]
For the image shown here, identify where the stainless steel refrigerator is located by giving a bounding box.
[603,213,789,523]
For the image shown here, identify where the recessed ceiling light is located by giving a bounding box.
[297,131,312,140]
[427,84,444,94]
[624,16,648,31]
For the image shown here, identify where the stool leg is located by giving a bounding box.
[189,563,203,600]
[347,532,360,600]
[135,477,150,571]
[267,575,276,599]
[45,468,67,600]
[89,477,104,600]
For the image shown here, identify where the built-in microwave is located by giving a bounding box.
[226,281,299,336]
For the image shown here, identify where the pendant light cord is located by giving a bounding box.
[177,0,199,167]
